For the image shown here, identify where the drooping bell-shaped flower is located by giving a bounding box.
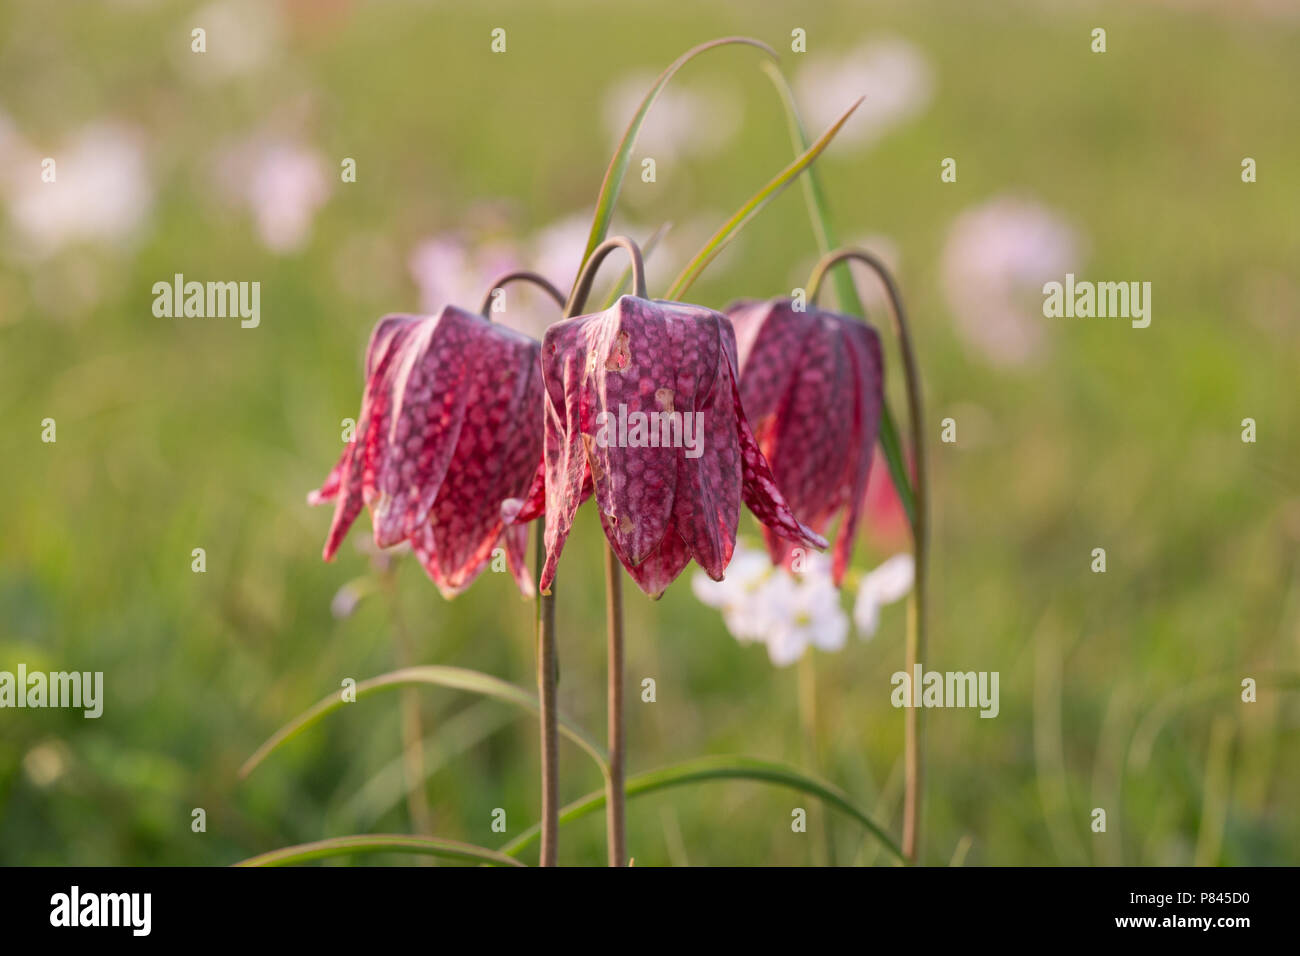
[506,295,827,598]
[310,306,543,598]
[725,297,884,586]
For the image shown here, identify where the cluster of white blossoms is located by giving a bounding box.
[692,540,914,667]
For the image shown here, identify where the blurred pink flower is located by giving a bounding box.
[408,214,592,338]
[246,144,330,252]
[603,74,740,161]
[0,119,152,260]
[529,213,589,296]
[215,137,331,253]
[796,36,934,149]
[940,196,1083,367]
[409,236,520,311]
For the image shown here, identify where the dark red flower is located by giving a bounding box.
[310,306,543,598]
[506,295,827,598]
[863,448,913,549]
[725,297,884,586]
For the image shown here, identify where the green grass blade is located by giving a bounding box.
[877,406,916,527]
[337,700,514,829]
[760,61,917,528]
[234,834,526,868]
[665,96,863,300]
[575,36,777,294]
[239,665,608,780]
[499,755,904,863]
[759,61,856,309]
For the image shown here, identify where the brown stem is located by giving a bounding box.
[566,235,644,866]
[597,222,672,311]
[478,270,566,318]
[535,521,559,866]
[527,236,645,867]
[475,268,565,865]
[808,249,929,863]
[565,236,647,315]
[603,546,626,866]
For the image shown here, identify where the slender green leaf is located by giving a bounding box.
[665,97,863,300]
[760,62,853,307]
[1128,670,1300,770]
[877,408,916,527]
[234,834,526,868]
[760,62,917,528]
[239,665,608,780]
[499,755,904,863]
[336,700,514,829]
[576,36,777,294]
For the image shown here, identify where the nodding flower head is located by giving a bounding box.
[505,294,827,598]
[310,306,543,599]
[725,297,884,586]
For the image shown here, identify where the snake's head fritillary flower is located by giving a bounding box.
[725,297,884,587]
[309,306,543,599]
[507,294,826,599]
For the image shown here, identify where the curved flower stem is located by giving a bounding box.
[566,235,648,314]
[478,270,566,319]
[808,249,929,863]
[535,523,559,866]
[598,222,671,311]
[567,235,645,866]
[478,276,565,869]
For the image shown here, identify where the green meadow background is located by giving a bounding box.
[1,0,1297,865]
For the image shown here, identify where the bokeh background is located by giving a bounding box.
[2,0,1297,866]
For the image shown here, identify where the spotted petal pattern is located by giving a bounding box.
[536,295,826,598]
[310,306,543,599]
[726,298,885,586]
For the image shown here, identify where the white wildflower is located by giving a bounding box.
[853,553,914,638]
[693,540,850,666]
